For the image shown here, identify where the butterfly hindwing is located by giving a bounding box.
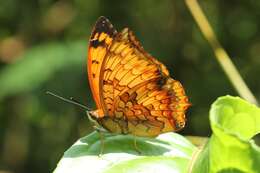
[115,77,189,136]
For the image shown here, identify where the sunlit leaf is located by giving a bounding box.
[192,96,260,173]
[54,132,196,173]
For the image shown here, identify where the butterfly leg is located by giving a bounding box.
[93,126,105,156]
[98,129,104,156]
[133,135,142,155]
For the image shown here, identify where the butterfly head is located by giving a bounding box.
[87,109,105,120]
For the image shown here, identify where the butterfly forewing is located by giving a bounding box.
[88,16,117,116]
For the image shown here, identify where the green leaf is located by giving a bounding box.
[0,40,85,99]
[54,132,196,173]
[192,96,260,173]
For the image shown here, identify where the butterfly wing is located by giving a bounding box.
[99,27,190,136]
[112,77,189,136]
[88,17,190,136]
[87,16,117,117]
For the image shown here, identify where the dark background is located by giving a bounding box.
[0,0,259,172]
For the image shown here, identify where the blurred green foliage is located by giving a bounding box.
[0,0,259,173]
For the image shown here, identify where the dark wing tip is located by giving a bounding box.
[90,16,117,39]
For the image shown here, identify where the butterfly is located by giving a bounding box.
[87,16,190,137]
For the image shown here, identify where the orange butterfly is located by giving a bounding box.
[87,16,190,137]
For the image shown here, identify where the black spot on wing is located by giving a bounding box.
[92,60,100,64]
[90,39,106,48]
[91,16,117,39]
[156,75,167,88]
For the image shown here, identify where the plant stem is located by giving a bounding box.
[185,0,259,106]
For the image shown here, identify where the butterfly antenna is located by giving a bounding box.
[46,91,91,111]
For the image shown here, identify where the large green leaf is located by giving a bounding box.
[54,132,196,173]
[192,96,260,173]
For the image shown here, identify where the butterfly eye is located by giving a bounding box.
[88,111,97,120]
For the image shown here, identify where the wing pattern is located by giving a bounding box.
[88,16,190,137]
